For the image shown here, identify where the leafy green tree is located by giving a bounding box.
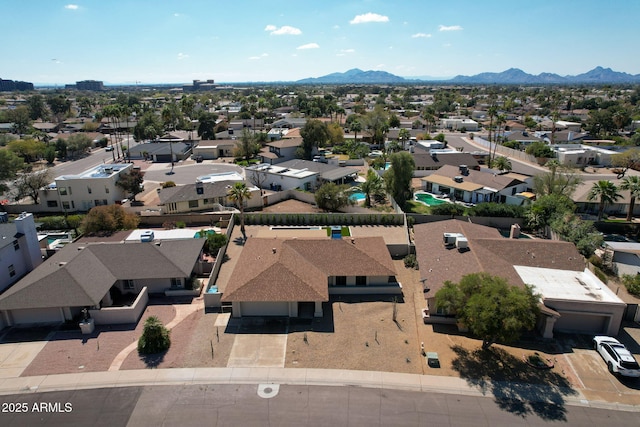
[365,106,389,148]
[7,138,45,163]
[532,161,582,197]
[44,146,56,164]
[384,151,415,207]
[46,95,72,123]
[388,113,401,128]
[116,169,145,201]
[526,194,575,232]
[234,129,260,162]
[300,119,330,160]
[551,213,602,258]
[203,233,228,256]
[65,134,93,159]
[429,203,465,216]
[133,111,163,141]
[435,273,540,350]
[81,204,140,234]
[621,274,640,297]
[525,141,554,158]
[197,112,218,140]
[315,182,352,211]
[137,316,171,355]
[620,175,640,221]
[27,94,49,121]
[227,182,252,236]
[0,150,25,193]
[587,180,621,220]
[8,106,32,135]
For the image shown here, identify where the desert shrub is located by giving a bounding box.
[622,274,640,296]
[137,316,171,355]
[404,254,419,270]
[162,181,176,188]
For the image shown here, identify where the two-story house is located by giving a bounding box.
[0,212,42,293]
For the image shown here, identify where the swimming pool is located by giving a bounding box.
[194,229,217,238]
[414,192,449,206]
[349,191,366,202]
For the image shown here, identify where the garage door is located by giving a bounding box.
[555,313,608,334]
[11,308,62,325]
[240,302,289,316]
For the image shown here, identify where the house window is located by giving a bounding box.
[123,279,135,290]
[356,276,367,286]
[189,200,199,208]
[103,199,108,206]
[512,187,517,195]
[47,200,58,208]
[203,199,209,204]
[94,200,102,206]
[435,305,450,316]
[8,264,15,277]
[87,186,92,194]
[105,187,110,194]
[59,187,67,195]
[13,240,19,251]
[71,201,75,209]
[170,278,182,289]
[62,201,70,210]
[335,276,346,286]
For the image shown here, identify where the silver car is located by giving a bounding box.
[593,336,640,377]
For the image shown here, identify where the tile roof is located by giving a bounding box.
[222,237,396,303]
[413,219,585,298]
[0,239,204,310]
[267,137,302,148]
[158,180,245,204]
[423,164,524,191]
[412,152,480,170]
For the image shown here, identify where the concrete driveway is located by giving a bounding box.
[0,340,49,379]
[227,334,288,368]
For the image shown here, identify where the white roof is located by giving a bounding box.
[514,266,625,304]
[126,227,220,242]
[196,171,244,183]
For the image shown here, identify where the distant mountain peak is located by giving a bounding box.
[296,69,407,84]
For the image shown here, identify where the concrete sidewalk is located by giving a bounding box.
[0,367,636,413]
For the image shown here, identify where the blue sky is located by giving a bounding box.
[3,0,639,85]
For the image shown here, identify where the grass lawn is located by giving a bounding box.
[404,200,431,214]
[325,226,351,236]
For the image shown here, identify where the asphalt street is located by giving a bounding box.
[0,384,637,426]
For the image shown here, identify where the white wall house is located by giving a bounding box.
[246,163,319,192]
[441,118,479,131]
[38,164,133,213]
[0,213,43,292]
[552,144,618,167]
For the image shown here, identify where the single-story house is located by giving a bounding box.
[602,241,640,276]
[414,219,626,338]
[420,164,529,205]
[551,144,617,167]
[441,118,479,131]
[127,141,193,163]
[0,239,207,328]
[191,139,238,159]
[221,236,400,317]
[412,151,480,176]
[158,180,262,214]
[246,160,358,192]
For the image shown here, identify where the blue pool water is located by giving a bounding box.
[207,287,219,293]
[349,191,366,202]
[194,230,216,238]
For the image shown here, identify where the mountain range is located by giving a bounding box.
[295,67,640,84]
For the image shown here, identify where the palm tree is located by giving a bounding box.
[398,128,411,150]
[620,175,640,221]
[354,169,383,207]
[349,120,362,146]
[228,182,252,237]
[492,156,512,173]
[587,180,622,220]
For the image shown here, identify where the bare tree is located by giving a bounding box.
[16,168,51,204]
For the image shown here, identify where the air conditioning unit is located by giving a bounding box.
[443,232,464,246]
[455,236,468,250]
[453,176,464,183]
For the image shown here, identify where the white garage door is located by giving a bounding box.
[240,302,289,316]
[555,313,608,334]
[11,308,63,325]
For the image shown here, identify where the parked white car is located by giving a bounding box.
[593,336,640,377]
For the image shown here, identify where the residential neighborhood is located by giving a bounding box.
[2,72,640,424]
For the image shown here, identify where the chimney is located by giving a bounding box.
[272,248,277,254]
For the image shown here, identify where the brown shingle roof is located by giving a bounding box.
[414,219,584,298]
[426,164,524,191]
[222,237,396,303]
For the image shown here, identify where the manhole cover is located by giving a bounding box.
[257,384,280,399]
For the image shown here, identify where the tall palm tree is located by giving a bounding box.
[228,182,252,237]
[492,156,512,173]
[620,175,640,221]
[587,180,622,220]
[349,120,362,146]
[354,169,383,207]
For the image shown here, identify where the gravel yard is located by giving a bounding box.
[21,303,175,377]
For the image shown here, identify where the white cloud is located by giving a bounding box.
[340,49,355,53]
[177,53,189,60]
[173,13,181,17]
[439,25,463,31]
[265,25,302,35]
[297,43,319,50]
[412,33,432,38]
[249,53,269,60]
[350,13,389,24]
[64,4,78,10]
[375,64,386,69]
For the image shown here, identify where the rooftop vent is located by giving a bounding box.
[453,176,464,183]
[272,248,277,254]
[443,232,464,246]
[455,236,469,251]
[459,165,469,175]
[58,262,67,267]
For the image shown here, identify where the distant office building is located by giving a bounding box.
[75,80,105,91]
[0,78,34,92]
[182,79,218,92]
